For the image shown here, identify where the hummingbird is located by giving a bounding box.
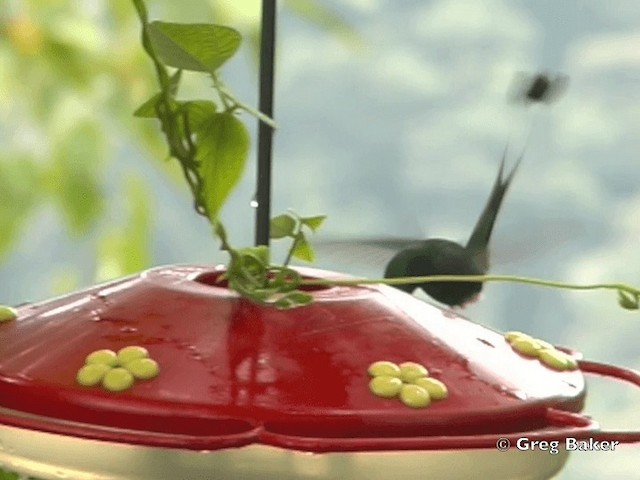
[313,71,568,306]
[383,147,523,308]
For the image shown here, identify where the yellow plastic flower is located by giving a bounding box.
[77,346,160,392]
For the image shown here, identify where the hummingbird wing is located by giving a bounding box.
[465,146,523,273]
[312,237,424,272]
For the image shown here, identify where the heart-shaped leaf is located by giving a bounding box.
[134,70,183,118]
[148,22,241,73]
[181,100,218,132]
[196,113,249,224]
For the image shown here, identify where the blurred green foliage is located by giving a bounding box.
[0,0,355,295]
[0,1,169,289]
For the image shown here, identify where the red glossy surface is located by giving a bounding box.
[0,265,590,451]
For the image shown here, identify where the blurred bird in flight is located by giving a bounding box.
[509,71,570,105]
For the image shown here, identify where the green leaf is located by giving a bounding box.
[148,22,241,73]
[270,213,297,239]
[181,100,217,132]
[292,233,315,262]
[133,92,163,118]
[229,245,269,290]
[301,214,326,232]
[196,113,250,223]
[237,245,270,268]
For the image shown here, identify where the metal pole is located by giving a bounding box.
[255,0,277,246]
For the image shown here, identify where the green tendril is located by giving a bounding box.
[297,274,640,312]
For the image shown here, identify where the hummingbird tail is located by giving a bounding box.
[465,146,523,272]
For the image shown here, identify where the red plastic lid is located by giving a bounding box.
[0,265,585,451]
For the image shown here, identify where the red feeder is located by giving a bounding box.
[0,265,638,479]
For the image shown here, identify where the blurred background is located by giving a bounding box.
[1,0,639,478]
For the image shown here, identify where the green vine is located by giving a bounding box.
[299,274,640,311]
[212,211,327,309]
[132,0,263,223]
[133,0,324,309]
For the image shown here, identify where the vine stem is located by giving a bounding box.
[282,233,299,268]
[299,274,640,297]
[133,0,205,216]
[216,83,277,128]
[281,211,303,267]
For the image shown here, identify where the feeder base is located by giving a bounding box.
[0,424,569,480]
